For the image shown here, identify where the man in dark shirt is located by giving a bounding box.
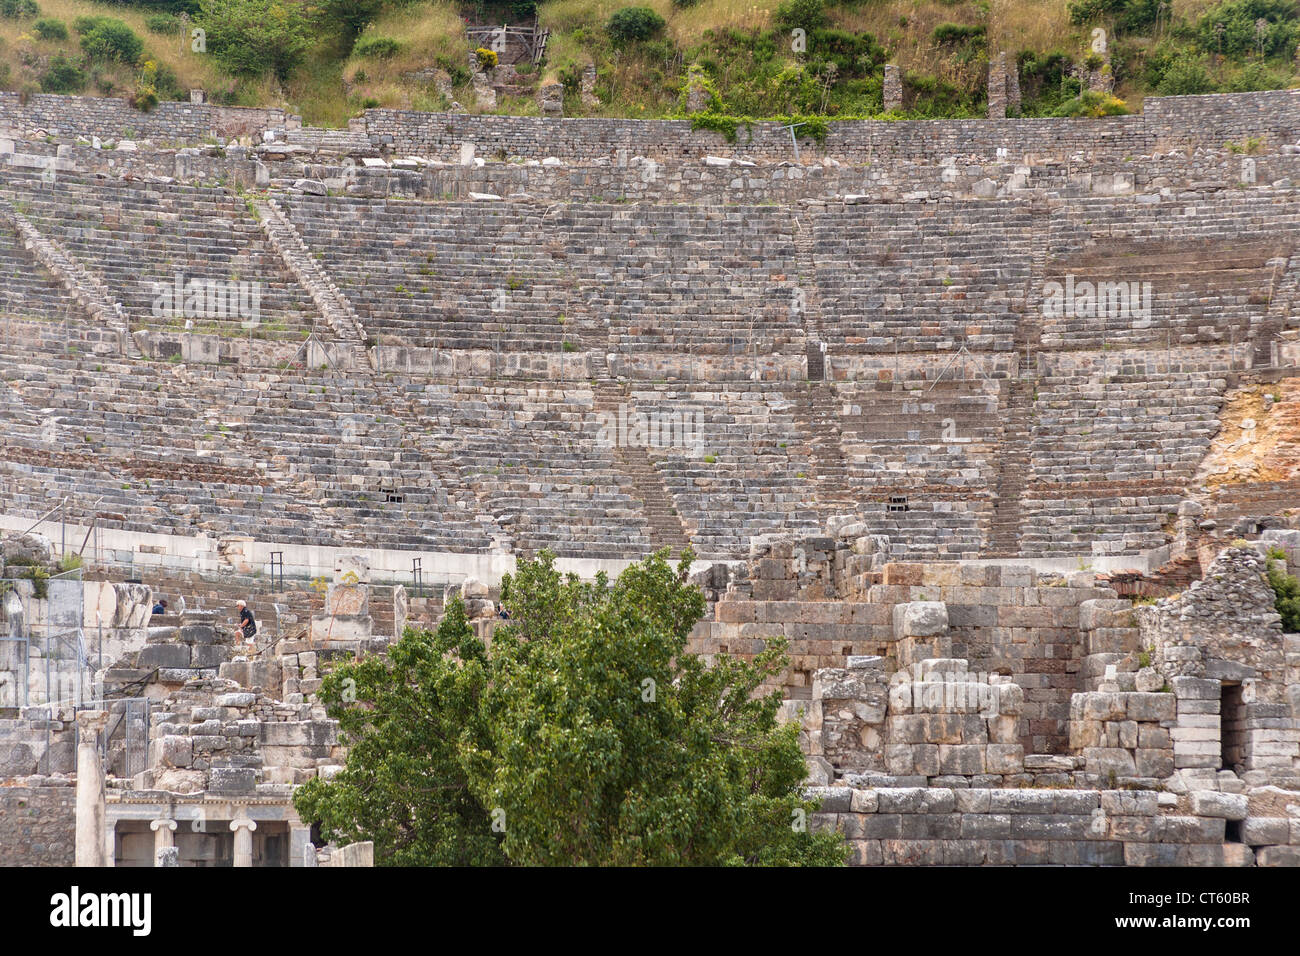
[152,599,168,615]
[236,600,257,646]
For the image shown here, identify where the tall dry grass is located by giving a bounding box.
[0,0,228,96]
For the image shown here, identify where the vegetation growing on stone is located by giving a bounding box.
[295,549,848,866]
[2,0,1300,125]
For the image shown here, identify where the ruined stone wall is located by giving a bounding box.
[0,93,286,143]
[691,529,1116,754]
[807,786,1269,866]
[5,89,1298,166]
[0,785,75,865]
[365,89,1300,162]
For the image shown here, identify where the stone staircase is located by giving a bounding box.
[793,383,854,512]
[0,194,129,350]
[254,196,374,370]
[795,216,825,381]
[591,383,691,558]
[1259,248,1297,367]
[989,227,1046,556]
[989,377,1030,556]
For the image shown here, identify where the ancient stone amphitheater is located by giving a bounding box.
[1,89,1299,867]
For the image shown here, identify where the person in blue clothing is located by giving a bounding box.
[151,599,168,615]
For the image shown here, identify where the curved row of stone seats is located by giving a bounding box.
[1018,494,1182,557]
[625,385,821,558]
[1029,372,1227,486]
[0,221,81,321]
[566,205,806,357]
[853,501,988,560]
[0,349,345,544]
[835,380,1001,494]
[0,172,317,340]
[278,195,809,357]
[279,194,572,352]
[813,202,1036,353]
[0,342,487,551]
[404,380,656,557]
[1042,194,1300,350]
[0,326,655,555]
[283,126,372,154]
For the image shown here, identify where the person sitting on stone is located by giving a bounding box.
[151,598,168,615]
[235,599,257,646]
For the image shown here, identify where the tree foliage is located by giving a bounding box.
[76,16,144,65]
[295,549,847,867]
[1267,549,1300,632]
[293,596,505,866]
[196,0,310,82]
[606,7,666,47]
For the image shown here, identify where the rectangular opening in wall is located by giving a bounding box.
[1220,682,1246,771]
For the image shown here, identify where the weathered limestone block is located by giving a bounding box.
[150,735,192,769]
[1241,816,1290,846]
[538,83,564,118]
[895,601,948,638]
[153,768,206,793]
[1189,790,1248,820]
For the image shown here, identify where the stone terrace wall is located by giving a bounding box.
[5,89,1299,163]
[366,89,1300,163]
[0,93,289,143]
[0,785,75,865]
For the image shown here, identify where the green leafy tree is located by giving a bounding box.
[296,549,847,867]
[293,596,506,866]
[197,0,310,83]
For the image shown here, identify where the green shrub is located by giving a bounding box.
[932,22,986,44]
[1154,51,1217,95]
[78,17,145,65]
[0,0,38,20]
[33,16,66,40]
[40,55,86,94]
[1050,89,1131,116]
[1068,0,1161,33]
[145,12,182,35]
[1193,0,1300,58]
[606,7,665,46]
[1226,60,1291,91]
[132,60,160,111]
[1266,556,1300,632]
[353,34,400,59]
[774,0,827,33]
[197,0,311,83]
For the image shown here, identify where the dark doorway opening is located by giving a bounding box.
[1221,682,1246,771]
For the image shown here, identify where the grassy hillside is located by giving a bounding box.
[1,0,1297,128]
